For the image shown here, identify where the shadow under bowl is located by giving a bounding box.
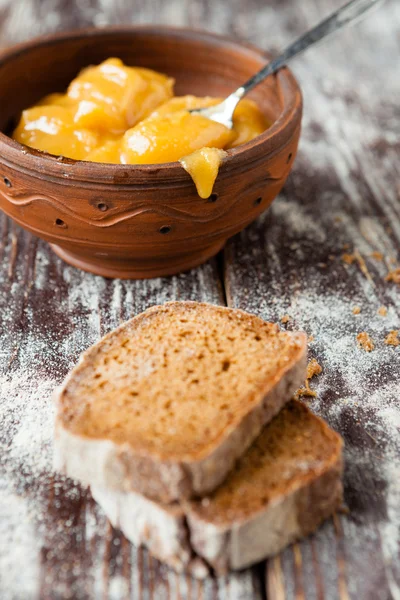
[0,26,302,279]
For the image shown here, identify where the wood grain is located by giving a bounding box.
[0,0,399,599]
[224,2,400,599]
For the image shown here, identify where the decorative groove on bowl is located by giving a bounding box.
[0,26,302,278]
[0,173,286,228]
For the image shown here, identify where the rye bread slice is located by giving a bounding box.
[54,301,307,503]
[92,401,343,576]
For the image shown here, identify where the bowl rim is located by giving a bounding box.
[0,25,302,185]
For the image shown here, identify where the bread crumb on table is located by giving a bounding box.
[280,314,291,324]
[306,358,323,380]
[357,332,374,352]
[342,253,356,265]
[385,268,400,284]
[342,250,372,283]
[377,306,387,317]
[385,330,399,347]
[294,385,317,399]
[294,358,322,399]
[354,250,372,281]
[370,251,383,261]
[352,306,361,315]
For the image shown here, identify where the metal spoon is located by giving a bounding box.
[190,0,384,128]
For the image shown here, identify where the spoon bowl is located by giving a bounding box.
[191,0,383,129]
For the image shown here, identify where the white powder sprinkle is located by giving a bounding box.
[0,373,55,597]
[0,1,399,598]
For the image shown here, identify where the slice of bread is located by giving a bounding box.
[54,301,307,502]
[92,401,343,576]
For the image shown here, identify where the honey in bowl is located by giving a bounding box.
[12,58,269,198]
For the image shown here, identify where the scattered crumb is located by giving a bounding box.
[385,330,399,347]
[306,358,322,380]
[294,385,317,400]
[280,314,291,324]
[328,255,335,261]
[342,243,350,250]
[342,251,373,283]
[357,332,374,352]
[385,268,400,284]
[352,306,361,315]
[370,251,383,261]
[318,263,327,268]
[334,216,343,223]
[308,335,315,342]
[354,250,373,282]
[342,253,356,265]
[294,358,322,399]
[389,256,397,265]
[377,306,387,317]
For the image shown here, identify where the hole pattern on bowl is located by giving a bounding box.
[55,218,67,229]
[0,27,301,279]
[287,153,293,163]
[208,193,218,203]
[254,197,262,206]
[3,177,11,188]
[97,202,108,212]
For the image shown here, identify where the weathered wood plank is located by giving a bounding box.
[1,0,399,598]
[225,1,400,598]
[0,0,265,594]
[0,213,261,600]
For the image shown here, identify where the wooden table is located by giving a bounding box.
[1,1,399,598]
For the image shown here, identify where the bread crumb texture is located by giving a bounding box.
[352,306,361,315]
[294,358,322,399]
[377,306,387,317]
[385,330,399,347]
[370,251,383,261]
[342,250,371,282]
[188,401,341,523]
[357,332,374,352]
[58,302,305,459]
[306,358,322,380]
[280,314,291,324]
[385,268,400,284]
[342,253,356,265]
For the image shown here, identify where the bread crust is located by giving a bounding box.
[186,442,343,573]
[91,402,343,577]
[54,302,307,502]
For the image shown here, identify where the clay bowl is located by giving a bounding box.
[0,27,302,279]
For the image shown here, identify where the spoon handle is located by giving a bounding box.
[233,0,384,100]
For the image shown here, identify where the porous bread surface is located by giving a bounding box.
[91,400,343,576]
[187,400,343,524]
[57,302,306,462]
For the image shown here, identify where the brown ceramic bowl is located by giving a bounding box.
[0,27,302,279]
